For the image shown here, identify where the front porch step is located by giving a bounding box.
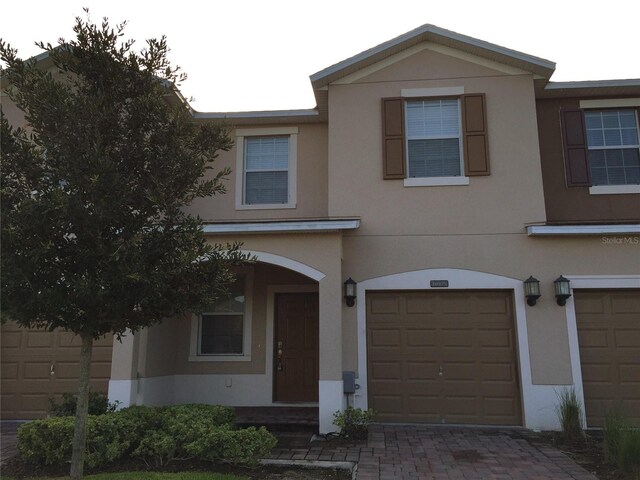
[234,406,319,433]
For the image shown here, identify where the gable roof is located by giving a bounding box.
[310,23,556,90]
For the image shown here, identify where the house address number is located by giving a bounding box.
[430,280,449,288]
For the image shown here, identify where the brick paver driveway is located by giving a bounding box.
[269,425,598,480]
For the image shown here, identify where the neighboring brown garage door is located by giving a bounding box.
[1,321,113,420]
[575,289,640,427]
[367,290,521,425]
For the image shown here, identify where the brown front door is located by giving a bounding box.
[274,292,319,402]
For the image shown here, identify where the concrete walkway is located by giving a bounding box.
[267,425,599,480]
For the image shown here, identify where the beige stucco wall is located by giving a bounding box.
[340,234,640,384]
[185,123,329,222]
[325,44,637,386]
[140,232,344,380]
[1,94,26,128]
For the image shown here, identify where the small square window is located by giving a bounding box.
[235,127,298,209]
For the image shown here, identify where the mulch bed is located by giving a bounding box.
[525,430,634,480]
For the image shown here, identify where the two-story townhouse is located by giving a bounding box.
[2,24,638,433]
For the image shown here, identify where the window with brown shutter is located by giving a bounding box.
[382,98,406,179]
[560,108,591,187]
[381,94,491,180]
[461,94,490,176]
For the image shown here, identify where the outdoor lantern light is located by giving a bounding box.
[344,277,357,307]
[554,275,571,306]
[523,276,541,306]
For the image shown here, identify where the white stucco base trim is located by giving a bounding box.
[108,379,138,408]
[563,275,640,429]
[355,268,564,430]
[319,380,344,434]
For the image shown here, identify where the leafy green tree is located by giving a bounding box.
[1,12,247,479]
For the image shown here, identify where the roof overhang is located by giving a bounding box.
[536,79,640,99]
[527,224,640,236]
[192,109,323,125]
[202,218,360,234]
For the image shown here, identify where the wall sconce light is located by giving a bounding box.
[523,276,541,306]
[554,275,571,306]
[344,277,357,307]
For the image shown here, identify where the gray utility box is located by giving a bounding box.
[343,371,356,394]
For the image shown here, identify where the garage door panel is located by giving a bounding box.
[406,296,437,314]
[367,290,521,426]
[1,331,22,348]
[576,290,640,427]
[407,395,439,414]
[369,329,401,347]
[407,361,438,380]
[615,330,640,348]
[370,362,402,380]
[405,328,436,347]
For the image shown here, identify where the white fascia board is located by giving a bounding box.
[202,219,360,234]
[193,109,319,120]
[527,224,640,236]
[545,79,640,90]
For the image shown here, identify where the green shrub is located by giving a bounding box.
[16,403,264,469]
[48,391,120,417]
[186,425,277,465]
[604,408,640,475]
[618,428,640,475]
[17,415,128,468]
[554,387,584,441]
[604,408,625,463]
[333,406,376,439]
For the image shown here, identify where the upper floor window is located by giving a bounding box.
[406,99,462,178]
[584,109,640,186]
[235,127,298,209]
[244,136,289,204]
[382,90,490,186]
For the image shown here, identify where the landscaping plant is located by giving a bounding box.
[48,391,120,417]
[333,406,376,439]
[604,408,640,477]
[1,11,250,479]
[555,386,584,442]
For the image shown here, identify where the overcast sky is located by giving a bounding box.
[2,0,639,112]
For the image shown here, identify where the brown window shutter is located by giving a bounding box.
[461,94,490,176]
[382,98,406,179]
[560,108,591,187]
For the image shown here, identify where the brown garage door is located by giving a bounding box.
[1,321,113,419]
[367,291,521,425]
[575,289,640,427]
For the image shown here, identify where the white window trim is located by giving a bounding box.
[589,184,640,195]
[401,87,470,187]
[189,268,254,362]
[235,127,298,210]
[582,108,640,193]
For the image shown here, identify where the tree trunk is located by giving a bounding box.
[70,332,94,480]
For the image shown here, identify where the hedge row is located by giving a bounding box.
[17,404,276,468]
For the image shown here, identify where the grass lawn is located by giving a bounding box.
[3,473,248,480]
